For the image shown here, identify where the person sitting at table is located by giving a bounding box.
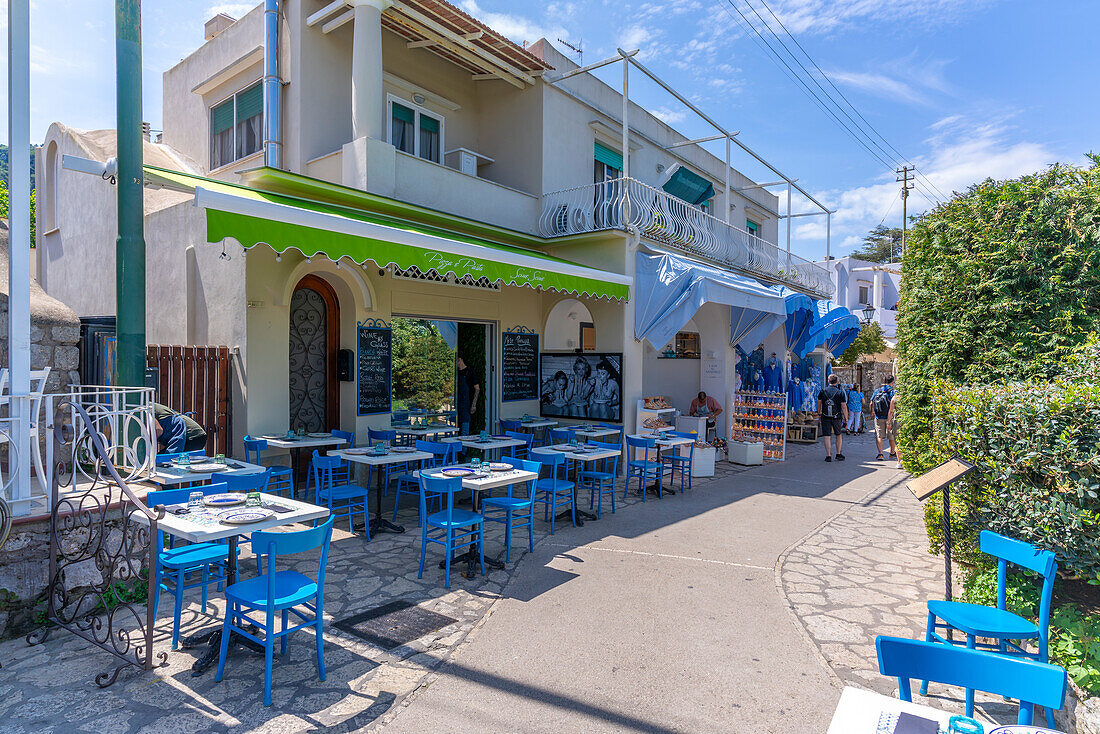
[154,402,207,454]
[688,391,723,431]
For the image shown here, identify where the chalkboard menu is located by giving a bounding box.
[502,330,539,402]
[357,322,392,415]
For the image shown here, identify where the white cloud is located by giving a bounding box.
[205,3,257,19]
[652,106,688,124]
[825,70,932,106]
[758,0,996,35]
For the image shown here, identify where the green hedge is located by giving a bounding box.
[896,157,1100,474]
[924,339,1100,578]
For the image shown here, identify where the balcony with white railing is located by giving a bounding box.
[538,177,835,298]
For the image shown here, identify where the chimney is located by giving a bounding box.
[141,121,151,142]
[205,13,236,41]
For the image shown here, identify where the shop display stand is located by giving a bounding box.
[729,390,787,461]
[635,398,676,435]
[786,412,820,443]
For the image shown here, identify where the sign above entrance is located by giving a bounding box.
[502,327,539,402]
[357,319,392,416]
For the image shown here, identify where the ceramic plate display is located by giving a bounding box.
[441,467,474,477]
[307,432,332,438]
[203,493,246,508]
[187,462,226,473]
[392,446,417,453]
[487,462,512,472]
[219,507,275,525]
[344,448,369,455]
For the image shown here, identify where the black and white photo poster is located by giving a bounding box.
[540,353,622,422]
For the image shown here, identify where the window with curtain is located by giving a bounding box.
[390,98,443,162]
[391,102,415,155]
[419,113,440,163]
[209,82,263,170]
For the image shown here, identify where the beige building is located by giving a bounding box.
[36,0,833,453]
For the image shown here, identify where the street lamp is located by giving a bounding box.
[861,305,876,324]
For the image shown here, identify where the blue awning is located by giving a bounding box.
[661,165,715,206]
[795,301,861,359]
[777,286,815,355]
[635,251,785,349]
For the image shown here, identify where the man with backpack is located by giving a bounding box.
[871,374,898,461]
[817,373,848,462]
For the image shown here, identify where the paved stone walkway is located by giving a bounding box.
[0,450,751,732]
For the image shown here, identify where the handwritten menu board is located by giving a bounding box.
[357,323,392,415]
[502,331,539,402]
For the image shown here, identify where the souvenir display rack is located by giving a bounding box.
[786,411,820,443]
[730,390,787,461]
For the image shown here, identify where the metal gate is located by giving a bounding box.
[145,345,232,455]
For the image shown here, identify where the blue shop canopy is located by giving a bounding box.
[777,286,815,356]
[661,165,715,206]
[795,301,861,359]
[635,251,785,350]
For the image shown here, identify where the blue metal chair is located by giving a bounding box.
[921,530,1059,726]
[311,451,370,538]
[215,517,335,707]
[877,636,1066,727]
[416,471,485,588]
[662,430,697,491]
[392,440,455,523]
[211,469,272,493]
[505,430,534,459]
[579,440,620,518]
[625,436,662,501]
[243,437,293,497]
[530,450,575,535]
[367,428,398,494]
[481,457,537,562]
[147,483,234,650]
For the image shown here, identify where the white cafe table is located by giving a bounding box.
[626,432,695,497]
[394,426,459,441]
[259,433,349,495]
[138,492,329,674]
[532,443,621,524]
[442,435,526,461]
[570,425,621,440]
[828,686,956,734]
[330,448,433,536]
[145,457,266,487]
[514,419,557,429]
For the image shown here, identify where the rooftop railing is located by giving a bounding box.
[538,177,834,298]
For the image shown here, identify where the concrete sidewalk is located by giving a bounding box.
[381,435,907,733]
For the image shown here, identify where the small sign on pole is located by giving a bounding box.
[907,456,976,604]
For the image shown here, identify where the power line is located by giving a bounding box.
[877,188,901,228]
[751,0,950,203]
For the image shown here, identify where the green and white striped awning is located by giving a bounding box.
[144,167,631,301]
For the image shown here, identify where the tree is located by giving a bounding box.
[391,318,455,411]
[835,321,887,365]
[0,178,37,243]
[850,224,903,263]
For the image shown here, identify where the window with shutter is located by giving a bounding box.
[388,97,444,162]
[209,82,264,170]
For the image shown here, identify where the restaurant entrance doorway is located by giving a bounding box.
[288,275,340,432]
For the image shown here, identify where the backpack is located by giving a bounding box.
[872,386,894,419]
[820,386,842,418]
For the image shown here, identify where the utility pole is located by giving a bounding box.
[115,0,146,387]
[896,165,914,261]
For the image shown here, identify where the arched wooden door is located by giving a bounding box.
[289,275,340,432]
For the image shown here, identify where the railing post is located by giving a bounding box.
[620,54,631,228]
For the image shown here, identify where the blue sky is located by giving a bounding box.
[2,0,1096,260]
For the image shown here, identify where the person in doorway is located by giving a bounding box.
[817,374,848,462]
[154,403,207,454]
[455,354,481,436]
[871,375,898,461]
[688,391,723,431]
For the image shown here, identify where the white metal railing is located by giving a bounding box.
[538,177,835,297]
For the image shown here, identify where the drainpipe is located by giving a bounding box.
[263,0,281,168]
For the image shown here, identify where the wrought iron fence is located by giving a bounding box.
[27,386,166,687]
[538,177,835,298]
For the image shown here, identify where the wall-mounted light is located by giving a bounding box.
[412,93,426,105]
[247,300,265,309]
[275,254,281,262]
[656,163,665,173]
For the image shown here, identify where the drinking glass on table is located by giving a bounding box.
[470,457,481,474]
[215,453,226,466]
[188,491,203,510]
[178,453,190,467]
[246,491,261,508]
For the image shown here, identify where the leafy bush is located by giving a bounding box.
[1051,605,1100,694]
[922,339,1100,578]
[896,157,1100,474]
[960,563,1040,618]
[835,321,887,366]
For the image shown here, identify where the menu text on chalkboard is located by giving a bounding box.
[502,330,539,402]
[357,321,392,416]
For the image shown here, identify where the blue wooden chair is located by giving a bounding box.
[499,419,522,433]
[921,530,1059,726]
[331,428,355,448]
[416,471,485,588]
[215,517,335,707]
[211,469,272,493]
[625,436,662,501]
[147,483,234,650]
[481,457,537,562]
[599,424,625,444]
[243,437,293,497]
[311,451,370,538]
[579,440,620,518]
[505,430,534,459]
[548,427,575,445]
[877,636,1066,727]
[367,428,398,494]
[662,430,697,492]
[530,450,575,535]
[392,440,455,523]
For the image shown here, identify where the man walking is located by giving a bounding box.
[871,375,898,461]
[456,354,480,436]
[817,374,848,462]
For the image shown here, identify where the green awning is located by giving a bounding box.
[662,165,714,206]
[144,166,631,301]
